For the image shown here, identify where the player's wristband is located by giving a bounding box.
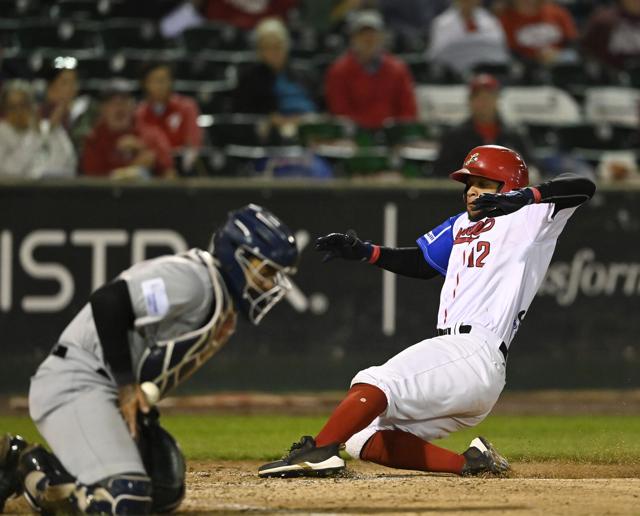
[368,245,381,264]
[529,187,542,204]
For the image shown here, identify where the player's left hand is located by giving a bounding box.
[472,189,535,218]
[118,384,151,440]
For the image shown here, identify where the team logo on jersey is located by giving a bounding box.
[454,218,495,244]
[464,153,480,167]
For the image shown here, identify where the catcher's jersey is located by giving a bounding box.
[417,203,577,346]
[57,249,229,384]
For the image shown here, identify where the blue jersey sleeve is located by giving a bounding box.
[416,213,462,276]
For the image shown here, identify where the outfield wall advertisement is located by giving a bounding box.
[1,182,638,392]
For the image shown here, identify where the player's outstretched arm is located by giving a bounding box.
[315,231,438,279]
[472,174,596,219]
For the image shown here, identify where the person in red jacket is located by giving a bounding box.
[81,81,175,179]
[136,63,203,151]
[499,0,578,66]
[324,10,418,130]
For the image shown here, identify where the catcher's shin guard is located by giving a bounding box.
[72,474,152,515]
[17,445,76,515]
[0,433,28,513]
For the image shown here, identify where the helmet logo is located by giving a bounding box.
[464,153,479,167]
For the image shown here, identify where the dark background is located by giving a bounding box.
[1,180,638,394]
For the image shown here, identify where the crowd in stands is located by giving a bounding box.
[0,0,639,181]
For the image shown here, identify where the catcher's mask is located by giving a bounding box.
[210,204,298,325]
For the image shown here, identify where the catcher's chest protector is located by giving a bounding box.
[137,249,236,398]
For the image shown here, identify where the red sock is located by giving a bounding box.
[361,429,465,475]
[315,384,387,447]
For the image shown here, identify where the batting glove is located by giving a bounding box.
[315,230,374,263]
[472,188,536,218]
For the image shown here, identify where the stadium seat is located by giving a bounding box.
[548,63,598,97]
[288,28,320,60]
[48,0,115,20]
[0,20,21,54]
[472,62,514,85]
[0,0,42,18]
[383,121,432,146]
[206,115,265,148]
[101,19,166,52]
[415,84,469,126]
[498,86,583,127]
[403,56,463,85]
[389,31,427,54]
[173,55,236,82]
[584,87,640,128]
[182,23,247,53]
[0,55,44,79]
[343,149,391,176]
[17,20,100,54]
[297,119,351,146]
[557,124,637,159]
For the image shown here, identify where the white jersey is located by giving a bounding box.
[417,203,577,346]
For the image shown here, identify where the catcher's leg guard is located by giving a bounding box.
[17,445,76,515]
[0,433,28,513]
[72,474,152,515]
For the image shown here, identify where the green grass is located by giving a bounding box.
[2,414,639,464]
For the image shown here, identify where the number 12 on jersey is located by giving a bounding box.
[466,241,491,268]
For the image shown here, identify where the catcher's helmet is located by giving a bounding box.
[450,145,528,192]
[210,204,298,325]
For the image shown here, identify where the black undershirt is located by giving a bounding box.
[90,279,136,386]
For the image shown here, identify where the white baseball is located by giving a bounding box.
[140,382,160,406]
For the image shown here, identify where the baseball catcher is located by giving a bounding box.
[0,204,298,514]
[259,145,595,478]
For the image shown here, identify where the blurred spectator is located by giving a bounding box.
[81,82,175,179]
[40,58,97,152]
[434,74,534,176]
[379,0,450,37]
[136,62,203,170]
[325,10,417,130]
[582,0,640,70]
[206,0,298,30]
[428,0,509,76]
[300,0,375,32]
[234,18,317,136]
[0,80,76,178]
[499,0,578,66]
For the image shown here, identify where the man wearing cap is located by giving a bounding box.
[434,73,534,177]
[324,10,418,130]
[81,80,175,179]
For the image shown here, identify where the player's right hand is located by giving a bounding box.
[315,230,373,263]
[118,383,151,440]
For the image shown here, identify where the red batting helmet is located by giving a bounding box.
[450,145,529,192]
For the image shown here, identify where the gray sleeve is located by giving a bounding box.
[120,256,209,329]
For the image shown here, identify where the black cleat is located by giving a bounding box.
[0,434,28,513]
[258,436,345,478]
[461,436,510,476]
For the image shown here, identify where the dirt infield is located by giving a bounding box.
[5,460,640,515]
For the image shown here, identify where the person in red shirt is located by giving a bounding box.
[582,0,640,70]
[81,82,175,179]
[434,74,535,177]
[206,0,298,30]
[499,0,578,65]
[136,63,203,151]
[324,10,418,130]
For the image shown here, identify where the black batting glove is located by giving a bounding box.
[472,188,535,218]
[314,230,373,263]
